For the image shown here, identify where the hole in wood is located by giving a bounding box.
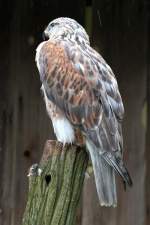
[45,174,51,185]
[76,146,82,151]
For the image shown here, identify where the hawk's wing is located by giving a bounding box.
[36,40,132,187]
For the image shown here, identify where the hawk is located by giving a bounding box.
[35,17,132,207]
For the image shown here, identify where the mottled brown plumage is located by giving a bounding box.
[40,41,99,128]
[36,17,132,207]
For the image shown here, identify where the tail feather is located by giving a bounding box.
[86,140,117,207]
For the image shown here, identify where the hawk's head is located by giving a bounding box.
[43,17,90,45]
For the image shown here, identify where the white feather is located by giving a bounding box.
[52,117,75,144]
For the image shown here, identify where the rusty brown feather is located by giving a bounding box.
[36,17,132,207]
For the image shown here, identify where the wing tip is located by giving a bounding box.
[123,167,133,187]
[102,152,133,188]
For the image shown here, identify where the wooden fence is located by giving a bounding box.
[0,0,149,225]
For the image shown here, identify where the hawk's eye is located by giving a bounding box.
[50,23,55,27]
[50,22,59,28]
[42,32,49,41]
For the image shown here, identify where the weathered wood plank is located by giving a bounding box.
[82,1,147,225]
[145,4,150,224]
[0,1,85,225]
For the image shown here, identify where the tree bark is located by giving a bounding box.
[22,140,88,225]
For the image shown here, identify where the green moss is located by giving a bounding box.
[22,142,88,225]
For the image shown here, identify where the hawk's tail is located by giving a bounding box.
[86,140,117,207]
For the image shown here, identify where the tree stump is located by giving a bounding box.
[22,140,89,225]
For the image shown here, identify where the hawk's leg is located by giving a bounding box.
[74,128,85,147]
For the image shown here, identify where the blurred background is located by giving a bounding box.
[0,0,149,225]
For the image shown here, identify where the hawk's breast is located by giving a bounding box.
[41,84,75,144]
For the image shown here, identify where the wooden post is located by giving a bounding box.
[22,140,88,225]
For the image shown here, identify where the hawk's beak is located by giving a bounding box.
[42,32,49,41]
